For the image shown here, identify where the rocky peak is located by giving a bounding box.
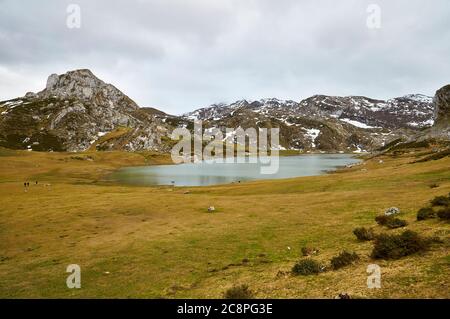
[39,69,138,111]
[434,84,450,126]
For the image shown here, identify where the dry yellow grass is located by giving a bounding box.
[0,147,448,298]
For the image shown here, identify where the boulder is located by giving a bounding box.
[384,207,400,216]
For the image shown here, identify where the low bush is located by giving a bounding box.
[437,207,450,221]
[353,227,375,241]
[330,251,359,270]
[224,284,254,299]
[371,230,430,259]
[292,259,322,276]
[430,195,450,207]
[387,218,408,229]
[375,215,390,225]
[375,215,407,228]
[416,207,436,221]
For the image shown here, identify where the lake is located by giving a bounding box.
[108,154,361,187]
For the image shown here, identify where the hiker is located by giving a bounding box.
[27,182,30,187]
[35,181,38,185]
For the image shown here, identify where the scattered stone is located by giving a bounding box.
[384,207,400,216]
[301,247,319,256]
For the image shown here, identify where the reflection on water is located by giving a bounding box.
[108,154,361,187]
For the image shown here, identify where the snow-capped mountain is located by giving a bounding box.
[180,94,436,152]
[185,94,434,130]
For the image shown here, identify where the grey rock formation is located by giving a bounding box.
[0,69,173,152]
[434,84,450,126]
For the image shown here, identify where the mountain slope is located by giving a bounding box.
[0,69,172,152]
[184,94,435,152]
[0,69,446,153]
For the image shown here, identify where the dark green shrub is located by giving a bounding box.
[353,227,375,241]
[416,207,436,221]
[371,230,430,259]
[430,196,450,207]
[386,218,408,229]
[375,215,390,225]
[437,207,450,220]
[330,251,359,270]
[224,284,254,299]
[375,215,407,229]
[292,259,322,276]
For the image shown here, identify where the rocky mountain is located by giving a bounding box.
[0,69,446,153]
[415,84,450,141]
[434,85,450,126]
[186,95,434,129]
[184,94,435,152]
[0,69,175,152]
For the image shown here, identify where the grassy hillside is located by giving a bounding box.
[0,147,448,298]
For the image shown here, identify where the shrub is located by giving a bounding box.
[330,251,359,270]
[292,259,322,276]
[437,207,450,220]
[353,227,375,241]
[430,196,450,207]
[371,230,430,259]
[224,284,254,299]
[416,207,436,221]
[386,218,408,229]
[375,215,390,225]
[375,215,407,229]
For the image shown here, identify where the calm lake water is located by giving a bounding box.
[108,154,361,187]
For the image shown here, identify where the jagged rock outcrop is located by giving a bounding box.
[434,84,450,126]
[0,69,173,152]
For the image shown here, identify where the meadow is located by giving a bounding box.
[0,147,449,298]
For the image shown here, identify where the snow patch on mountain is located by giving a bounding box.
[304,128,320,147]
[340,118,380,129]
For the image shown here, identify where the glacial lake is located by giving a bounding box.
[108,154,361,187]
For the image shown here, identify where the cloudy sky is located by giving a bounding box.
[0,0,449,114]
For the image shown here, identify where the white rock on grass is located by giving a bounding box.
[384,207,400,216]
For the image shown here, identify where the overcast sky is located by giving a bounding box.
[0,0,449,114]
